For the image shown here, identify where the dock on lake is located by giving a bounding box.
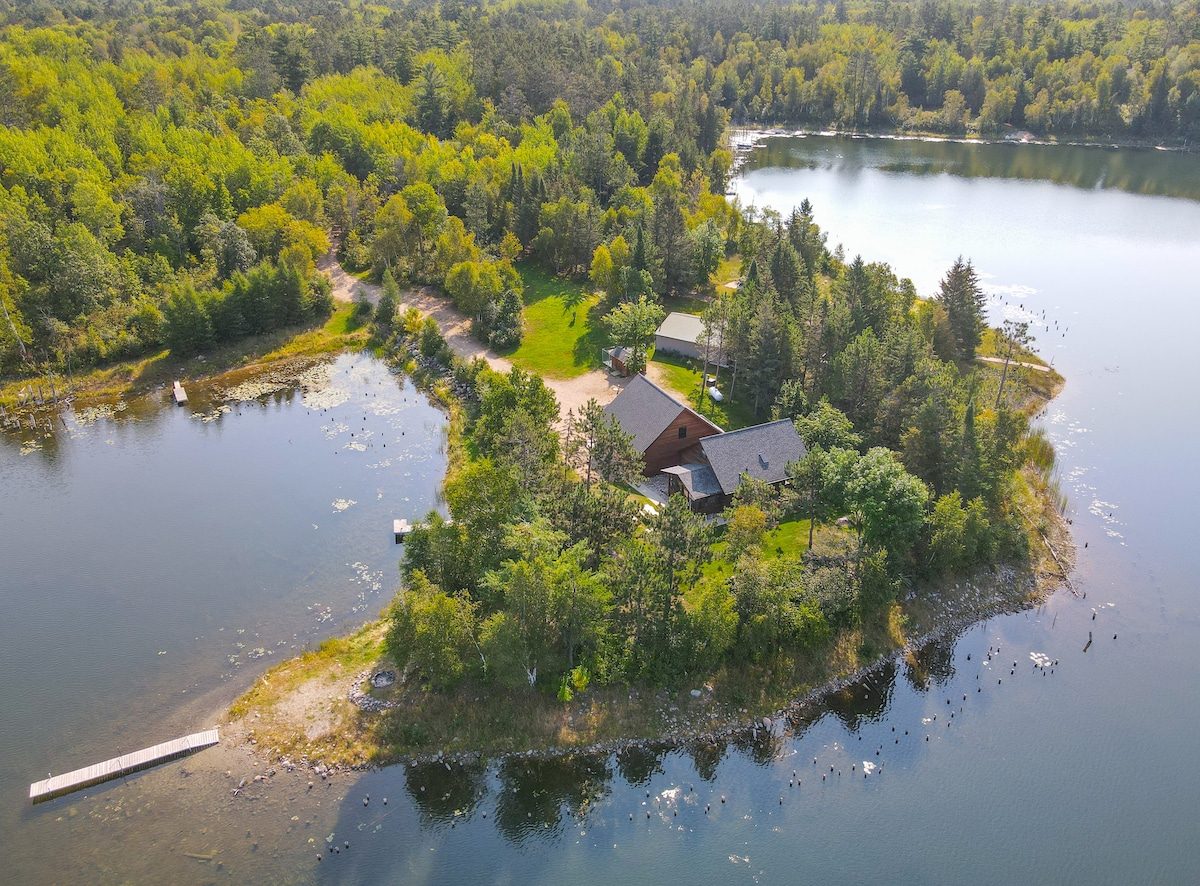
[30,727,220,803]
[173,381,188,405]
[394,516,451,543]
[394,518,412,543]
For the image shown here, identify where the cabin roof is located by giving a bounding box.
[698,419,806,494]
[603,374,700,453]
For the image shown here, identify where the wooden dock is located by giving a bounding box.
[173,381,188,405]
[394,518,412,543]
[30,727,219,803]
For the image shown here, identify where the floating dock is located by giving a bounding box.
[30,727,220,803]
[173,381,188,405]
[394,518,412,543]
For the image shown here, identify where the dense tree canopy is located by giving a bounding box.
[2,0,1196,374]
[1,0,1075,697]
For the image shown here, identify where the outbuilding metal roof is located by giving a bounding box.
[655,312,706,344]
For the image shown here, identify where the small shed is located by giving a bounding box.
[602,346,637,377]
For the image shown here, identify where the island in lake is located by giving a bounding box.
[225,213,1071,768]
[20,0,1186,876]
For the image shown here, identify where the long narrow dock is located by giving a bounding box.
[30,728,219,803]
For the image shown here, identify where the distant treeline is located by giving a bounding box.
[1,0,1196,372]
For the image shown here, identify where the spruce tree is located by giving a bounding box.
[936,256,985,361]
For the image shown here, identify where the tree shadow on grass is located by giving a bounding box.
[572,299,611,369]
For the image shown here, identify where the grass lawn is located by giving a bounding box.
[663,293,711,316]
[760,516,816,561]
[978,326,1049,365]
[505,264,607,379]
[702,516,854,587]
[712,254,742,289]
[649,349,762,430]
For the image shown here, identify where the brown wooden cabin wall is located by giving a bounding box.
[641,409,722,474]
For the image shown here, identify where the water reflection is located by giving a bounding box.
[493,753,611,843]
[743,136,1200,201]
[904,636,958,692]
[404,758,488,826]
[824,660,897,732]
[729,723,786,766]
[685,737,727,782]
[615,743,669,785]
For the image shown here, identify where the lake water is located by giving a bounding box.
[0,353,448,882]
[5,137,1200,884]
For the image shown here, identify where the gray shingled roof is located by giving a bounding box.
[602,374,691,453]
[698,419,806,495]
[662,463,723,499]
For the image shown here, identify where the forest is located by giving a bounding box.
[0,0,1089,702]
[1,0,1198,375]
[381,225,1049,698]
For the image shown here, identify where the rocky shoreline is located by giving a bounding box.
[232,535,1063,782]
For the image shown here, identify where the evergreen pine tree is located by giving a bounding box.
[936,256,985,361]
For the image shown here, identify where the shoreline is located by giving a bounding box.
[220,458,1073,773]
[0,301,371,414]
[728,124,1197,155]
[725,125,1197,181]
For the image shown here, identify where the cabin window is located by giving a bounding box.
[678,426,687,439]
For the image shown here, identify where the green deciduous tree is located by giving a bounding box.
[826,446,930,562]
[385,570,480,690]
[926,491,992,574]
[602,296,664,375]
[794,399,862,451]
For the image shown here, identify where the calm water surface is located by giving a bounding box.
[0,353,447,882]
[5,138,1200,884]
[313,138,1200,884]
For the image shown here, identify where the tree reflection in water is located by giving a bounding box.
[493,753,612,844]
[403,758,489,826]
[904,634,959,692]
[825,660,897,733]
[616,743,669,785]
[685,737,727,782]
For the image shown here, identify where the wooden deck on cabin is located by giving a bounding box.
[30,728,220,803]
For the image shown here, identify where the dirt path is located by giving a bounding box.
[318,251,629,414]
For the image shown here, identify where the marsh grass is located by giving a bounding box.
[1,303,369,409]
